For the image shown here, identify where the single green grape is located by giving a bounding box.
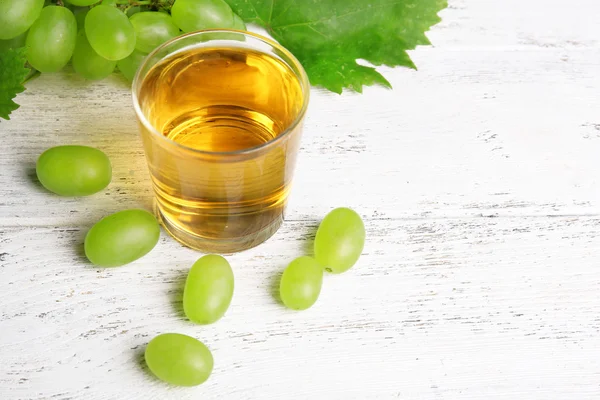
[72,30,117,80]
[279,256,323,310]
[0,0,44,40]
[130,12,180,53]
[116,49,147,82]
[314,207,365,273]
[0,31,28,51]
[65,0,98,5]
[171,0,236,32]
[84,209,160,267]
[145,333,213,387]
[26,6,77,73]
[85,5,135,60]
[232,13,246,30]
[184,255,234,324]
[36,145,112,196]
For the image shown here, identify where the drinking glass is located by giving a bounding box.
[132,30,310,253]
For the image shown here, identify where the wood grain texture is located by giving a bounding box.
[1,0,599,398]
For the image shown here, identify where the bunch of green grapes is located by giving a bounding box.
[0,0,246,82]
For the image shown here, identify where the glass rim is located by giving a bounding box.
[131,29,310,157]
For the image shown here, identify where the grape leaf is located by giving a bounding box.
[0,48,29,120]
[225,0,447,93]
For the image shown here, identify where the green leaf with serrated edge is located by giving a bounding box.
[225,0,447,93]
[0,48,30,120]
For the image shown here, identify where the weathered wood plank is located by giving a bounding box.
[1,0,600,398]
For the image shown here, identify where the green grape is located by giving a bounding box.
[116,49,147,82]
[171,0,236,32]
[0,31,28,51]
[0,0,44,40]
[232,13,246,30]
[65,0,99,5]
[184,255,234,324]
[279,256,323,310]
[314,207,365,273]
[130,12,180,53]
[84,209,160,267]
[145,333,213,387]
[36,145,112,196]
[72,30,117,80]
[85,5,135,60]
[26,6,77,73]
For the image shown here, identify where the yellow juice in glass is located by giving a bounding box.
[133,31,310,252]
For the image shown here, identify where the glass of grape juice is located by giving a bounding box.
[132,30,310,253]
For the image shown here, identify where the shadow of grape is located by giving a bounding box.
[169,269,189,320]
[25,165,48,194]
[135,346,153,378]
[62,225,93,266]
[300,221,320,257]
[269,269,284,305]
[75,240,88,265]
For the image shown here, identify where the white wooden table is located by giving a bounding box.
[1,0,599,398]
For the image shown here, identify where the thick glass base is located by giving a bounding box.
[154,203,283,254]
